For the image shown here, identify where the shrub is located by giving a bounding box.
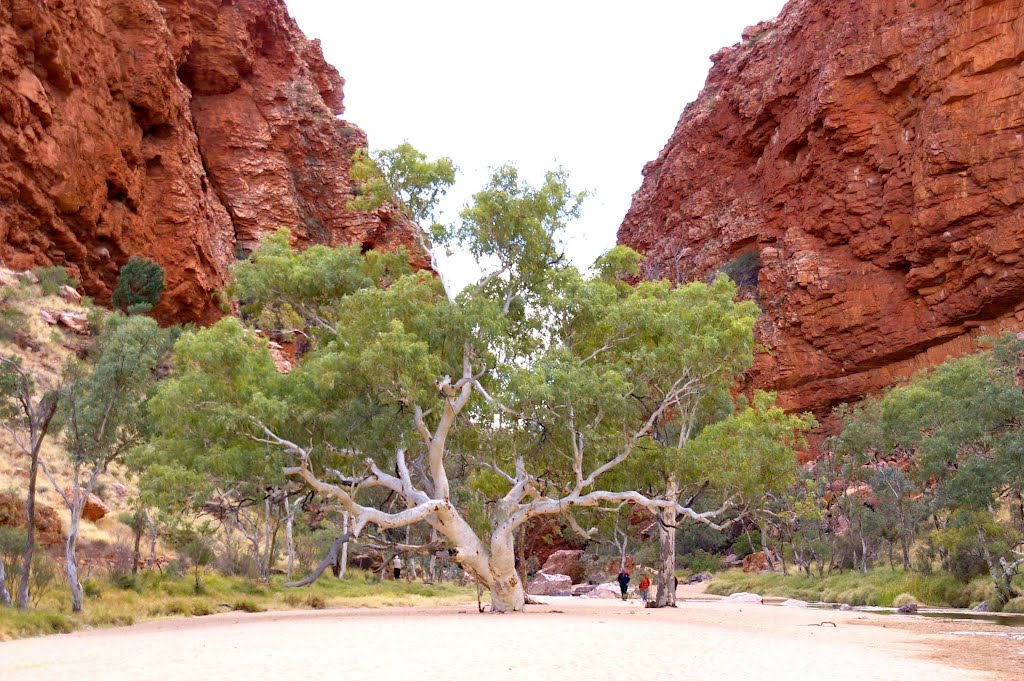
[231,599,265,613]
[305,594,327,609]
[892,592,917,608]
[1003,597,1024,614]
[29,553,58,608]
[729,532,761,559]
[947,544,989,583]
[112,257,164,314]
[680,550,723,574]
[110,572,140,592]
[0,307,27,343]
[82,579,103,599]
[31,266,77,296]
[0,526,26,596]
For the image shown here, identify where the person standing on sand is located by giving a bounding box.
[617,568,630,601]
[638,574,651,604]
[393,555,402,580]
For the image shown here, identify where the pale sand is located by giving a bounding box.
[3,593,1023,680]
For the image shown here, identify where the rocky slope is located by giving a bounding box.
[619,0,1024,416]
[0,0,424,324]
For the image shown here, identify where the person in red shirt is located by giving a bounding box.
[638,574,652,604]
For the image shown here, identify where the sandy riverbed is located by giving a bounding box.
[3,590,1023,680]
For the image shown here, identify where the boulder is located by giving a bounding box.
[972,601,989,612]
[527,571,572,596]
[39,309,58,325]
[581,582,622,599]
[15,270,39,285]
[58,311,89,334]
[897,602,918,614]
[781,599,809,607]
[75,492,110,522]
[685,572,712,584]
[742,551,771,573]
[723,592,763,604]
[58,285,82,304]
[540,549,585,584]
[839,604,854,611]
[571,583,597,596]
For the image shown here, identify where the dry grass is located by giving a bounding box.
[0,271,138,548]
[0,570,477,640]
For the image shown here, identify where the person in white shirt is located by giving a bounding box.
[392,555,402,580]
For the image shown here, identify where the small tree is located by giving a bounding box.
[349,142,457,296]
[40,314,171,611]
[0,357,59,609]
[169,523,216,592]
[0,526,26,606]
[112,257,165,315]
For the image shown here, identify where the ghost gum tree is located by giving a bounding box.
[149,157,802,611]
[43,314,172,612]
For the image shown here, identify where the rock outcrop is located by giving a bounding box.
[619,0,1024,416]
[526,571,572,597]
[0,0,425,324]
[539,549,586,585]
[0,491,63,547]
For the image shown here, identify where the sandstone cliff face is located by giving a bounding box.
[619,0,1024,416]
[0,0,423,324]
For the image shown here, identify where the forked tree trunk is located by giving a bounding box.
[487,520,527,612]
[656,475,679,607]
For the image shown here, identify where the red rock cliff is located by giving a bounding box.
[0,0,424,323]
[619,0,1024,416]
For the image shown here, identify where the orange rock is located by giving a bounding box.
[0,492,63,547]
[64,489,110,522]
[742,551,772,573]
[0,0,427,327]
[620,0,1024,424]
[80,493,110,522]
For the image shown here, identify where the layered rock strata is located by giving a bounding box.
[619,0,1024,415]
[0,0,423,323]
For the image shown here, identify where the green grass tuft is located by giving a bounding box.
[707,568,993,608]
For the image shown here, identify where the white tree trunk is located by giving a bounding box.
[0,559,10,606]
[487,516,527,612]
[427,528,438,583]
[67,506,83,612]
[285,498,296,581]
[147,513,158,569]
[656,475,678,607]
[339,512,349,579]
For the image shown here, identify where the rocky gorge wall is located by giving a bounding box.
[619,0,1024,417]
[0,0,423,324]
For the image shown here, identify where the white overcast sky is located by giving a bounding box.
[287,0,789,286]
